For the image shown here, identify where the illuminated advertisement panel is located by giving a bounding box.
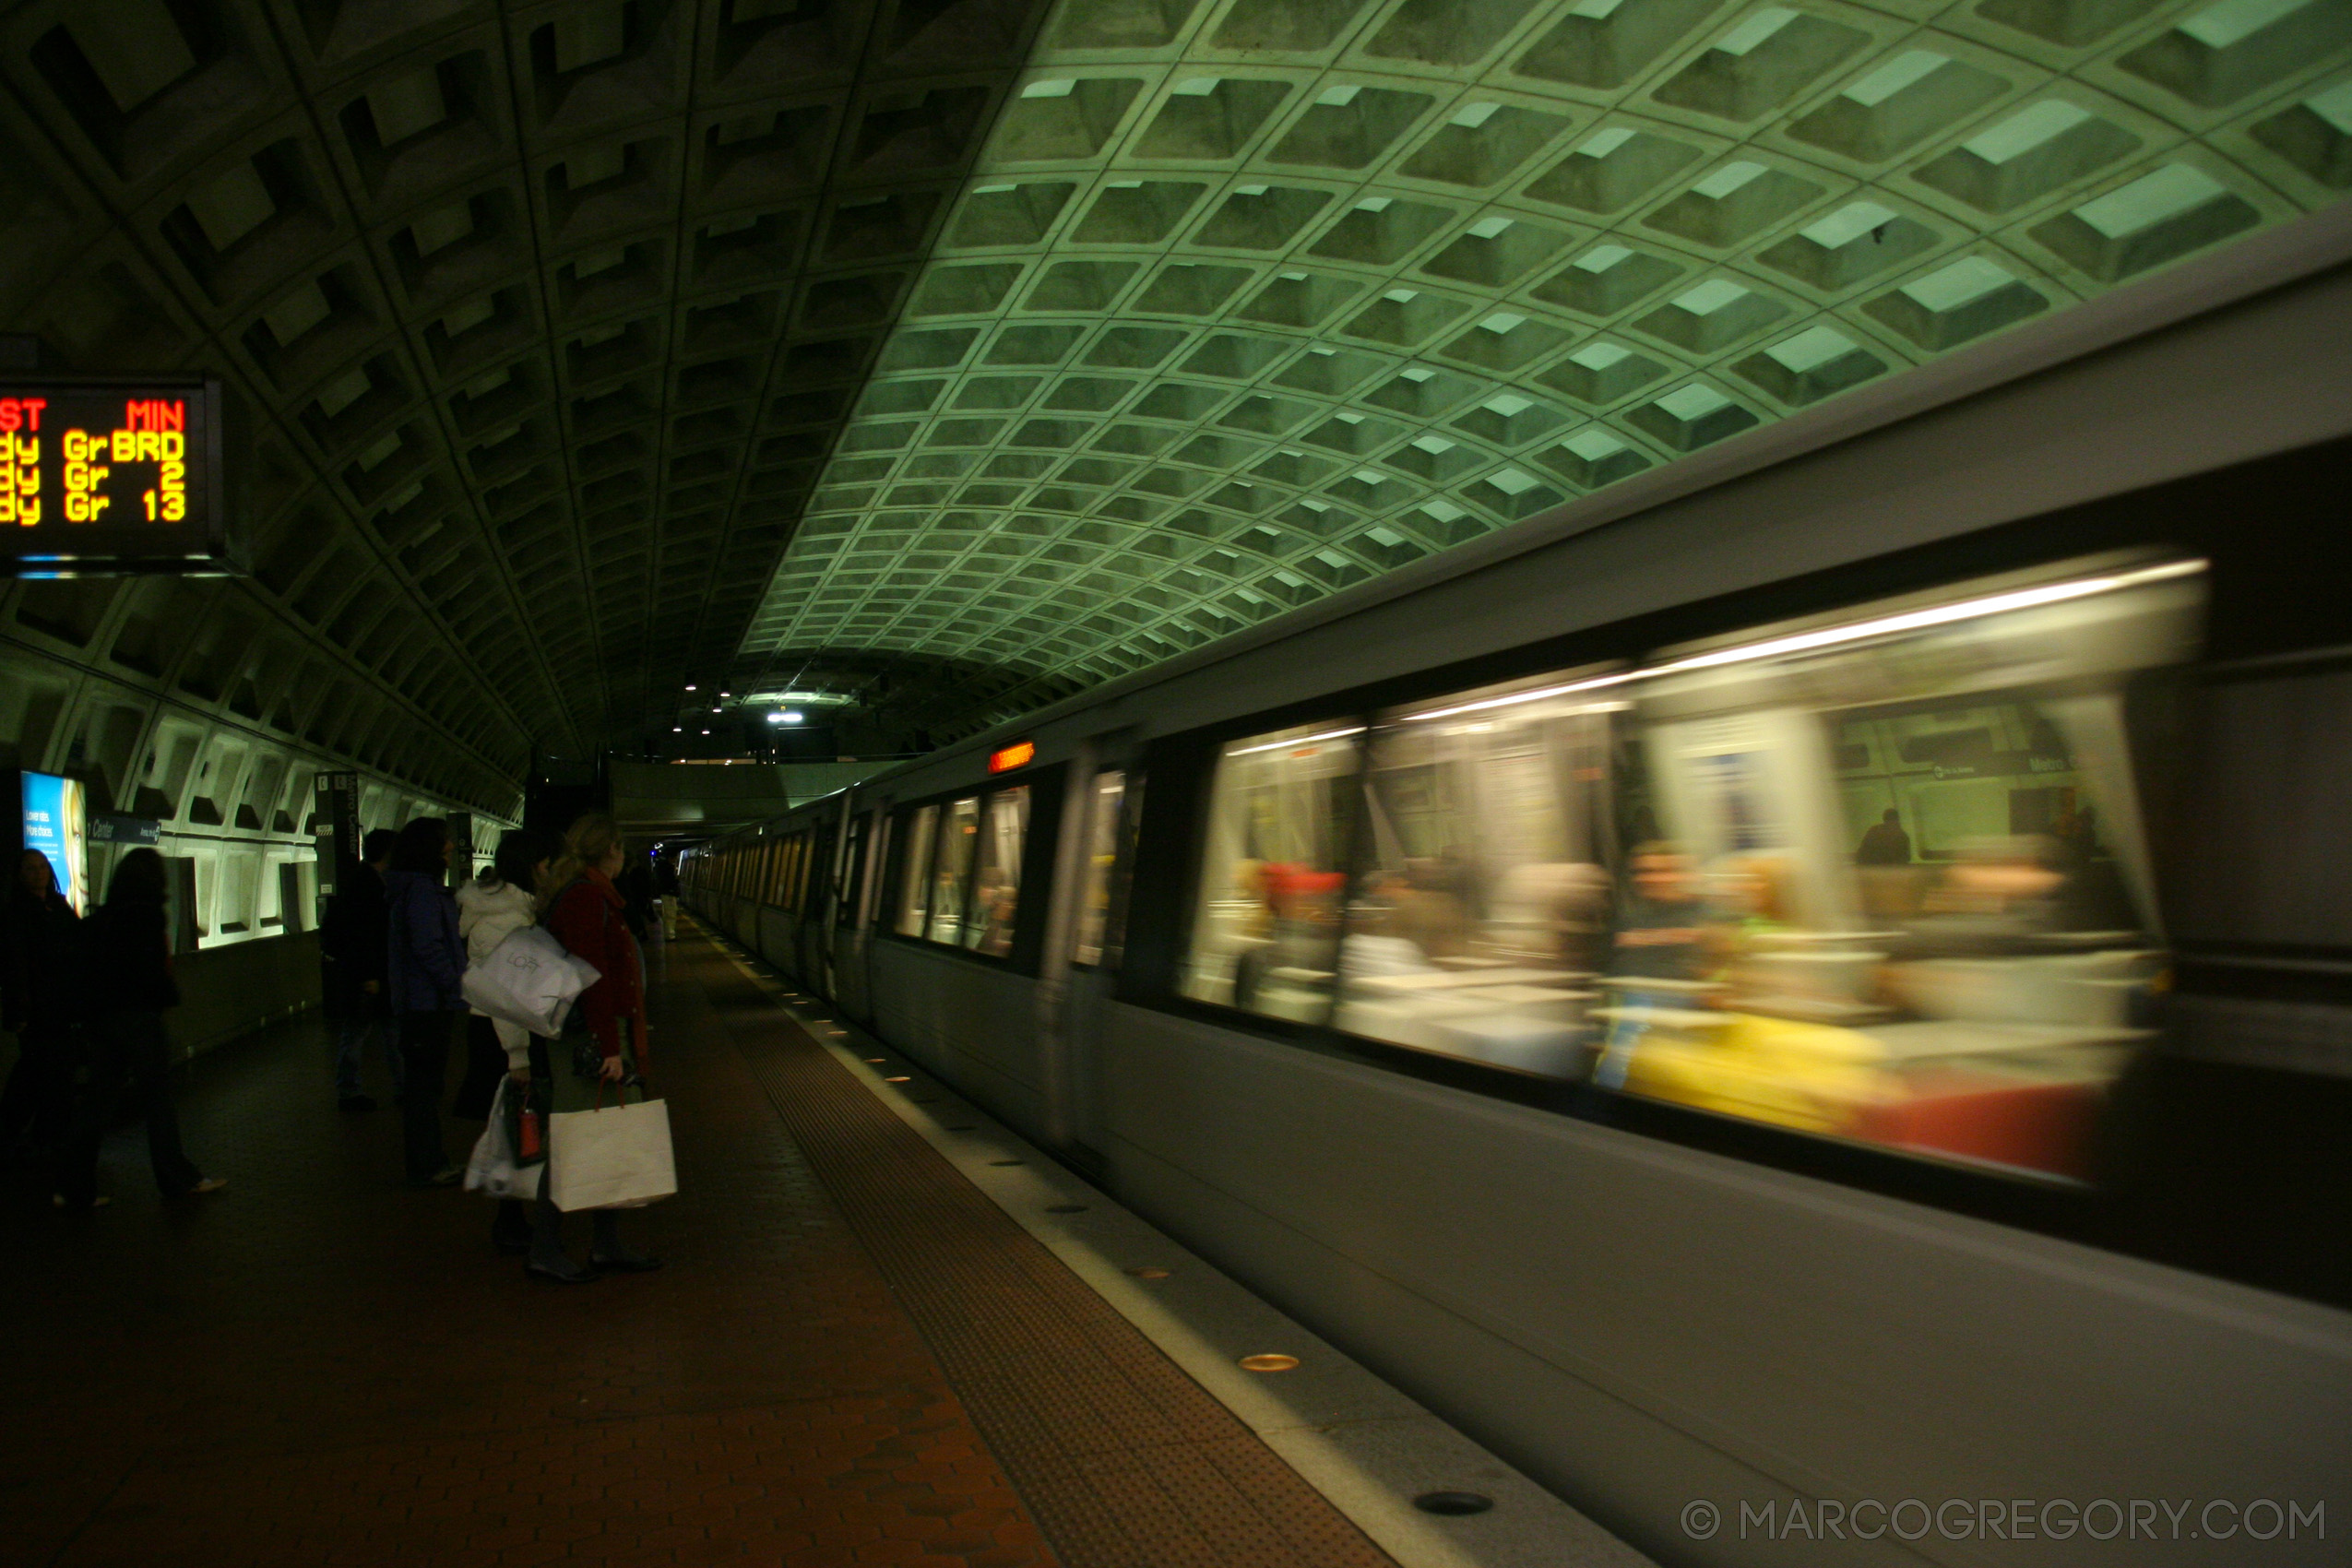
[21,770,89,914]
[1,378,232,575]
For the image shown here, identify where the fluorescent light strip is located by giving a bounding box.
[1227,726,1366,755]
[1647,558,2204,679]
[1401,559,2203,723]
[1402,672,1637,723]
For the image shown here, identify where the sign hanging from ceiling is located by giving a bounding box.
[987,741,1035,774]
[1,377,234,576]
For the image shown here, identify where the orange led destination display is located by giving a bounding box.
[987,741,1035,774]
[0,378,231,576]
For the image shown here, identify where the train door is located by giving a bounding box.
[834,801,888,1027]
[1042,738,1143,1170]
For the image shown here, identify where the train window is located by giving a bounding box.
[968,787,1028,956]
[1593,557,2204,1180]
[927,796,981,944]
[1103,775,1143,969]
[896,805,938,936]
[1073,771,1125,968]
[1333,671,1622,1076]
[1182,720,1365,1024]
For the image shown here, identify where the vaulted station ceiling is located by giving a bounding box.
[748,0,2352,735]
[3,0,2347,783]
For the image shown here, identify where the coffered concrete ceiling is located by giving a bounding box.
[3,0,2346,774]
[746,0,2350,736]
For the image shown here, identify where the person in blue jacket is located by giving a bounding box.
[385,817,468,1186]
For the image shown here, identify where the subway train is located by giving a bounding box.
[683,214,2352,1567]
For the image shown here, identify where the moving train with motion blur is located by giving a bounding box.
[683,214,2352,1567]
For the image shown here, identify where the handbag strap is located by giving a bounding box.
[592,1068,650,1110]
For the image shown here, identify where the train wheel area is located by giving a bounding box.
[0,919,1645,1568]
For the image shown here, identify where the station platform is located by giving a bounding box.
[5,922,1645,1568]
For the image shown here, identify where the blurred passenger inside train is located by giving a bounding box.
[1901,836,2072,955]
[1231,861,1346,1013]
[1855,809,1912,865]
[52,849,226,1209]
[971,872,1017,958]
[1337,872,1439,980]
[321,827,400,1113]
[3,850,86,1158]
[1610,845,1710,981]
[386,818,468,1188]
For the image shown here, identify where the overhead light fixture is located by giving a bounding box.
[701,729,710,734]
[671,726,682,732]
[766,709,805,724]
[685,684,696,691]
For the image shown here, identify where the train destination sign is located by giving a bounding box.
[0,378,232,575]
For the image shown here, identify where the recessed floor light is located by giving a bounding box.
[1414,1492,1494,1516]
[1240,1354,1299,1372]
[1126,1266,1170,1279]
[885,1075,910,1082]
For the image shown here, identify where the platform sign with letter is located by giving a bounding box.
[21,770,89,914]
[0,378,233,576]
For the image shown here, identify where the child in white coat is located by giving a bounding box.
[454,827,557,1253]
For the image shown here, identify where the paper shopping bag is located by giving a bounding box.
[548,1097,676,1211]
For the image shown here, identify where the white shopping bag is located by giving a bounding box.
[548,1094,676,1211]
[463,1079,542,1201]
[463,926,600,1038]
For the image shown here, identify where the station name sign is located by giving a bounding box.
[1,378,233,576]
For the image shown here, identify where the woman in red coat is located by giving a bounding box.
[524,812,659,1283]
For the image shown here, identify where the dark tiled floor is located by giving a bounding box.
[2,933,1051,1568]
[4,924,1395,1568]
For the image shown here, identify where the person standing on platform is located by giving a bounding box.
[2,851,88,1158]
[527,813,659,1283]
[452,830,548,1119]
[52,849,225,1209]
[456,827,555,1255]
[385,818,467,1187]
[321,828,400,1112]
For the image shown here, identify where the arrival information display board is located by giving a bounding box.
[0,378,232,574]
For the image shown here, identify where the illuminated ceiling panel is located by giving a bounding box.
[743,0,2352,735]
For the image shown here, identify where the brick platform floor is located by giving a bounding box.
[1,926,1394,1568]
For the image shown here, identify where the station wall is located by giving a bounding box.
[1,575,518,1056]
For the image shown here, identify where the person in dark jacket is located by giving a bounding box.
[52,849,224,1208]
[1856,808,1913,866]
[320,827,400,1112]
[2,851,87,1155]
[385,818,468,1187]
